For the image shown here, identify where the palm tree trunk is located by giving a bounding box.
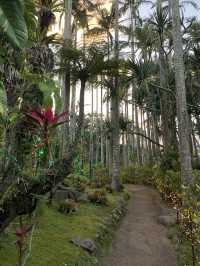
[100,76,104,165]
[89,85,94,178]
[157,0,177,154]
[62,0,72,156]
[130,0,136,159]
[70,19,78,142]
[78,79,86,131]
[171,0,194,185]
[111,0,122,191]
[125,91,129,166]
[96,87,99,164]
[135,104,141,163]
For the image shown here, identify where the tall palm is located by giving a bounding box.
[61,0,72,157]
[110,0,122,191]
[150,2,178,153]
[171,0,194,184]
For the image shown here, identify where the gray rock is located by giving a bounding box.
[71,237,97,253]
[54,187,80,201]
[158,215,177,227]
[160,206,177,216]
[77,193,89,203]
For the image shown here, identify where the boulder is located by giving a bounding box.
[158,215,177,227]
[71,237,97,253]
[77,193,89,203]
[54,186,80,202]
[160,206,177,216]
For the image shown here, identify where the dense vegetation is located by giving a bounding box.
[0,0,200,265]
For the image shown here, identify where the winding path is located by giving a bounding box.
[102,185,177,266]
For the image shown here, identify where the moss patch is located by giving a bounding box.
[0,193,125,266]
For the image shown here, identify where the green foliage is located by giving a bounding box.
[152,167,181,203]
[91,165,110,188]
[64,173,89,192]
[151,166,200,265]
[160,150,180,171]
[72,154,90,177]
[120,164,154,185]
[95,198,127,247]
[88,189,108,205]
[0,0,28,48]
[123,189,131,201]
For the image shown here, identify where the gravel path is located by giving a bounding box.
[102,185,177,266]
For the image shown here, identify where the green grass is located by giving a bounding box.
[0,194,121,266]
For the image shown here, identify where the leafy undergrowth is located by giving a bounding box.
[0,193,125,266]
[168,225,199,266]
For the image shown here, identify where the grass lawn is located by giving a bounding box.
[0,193,123,266]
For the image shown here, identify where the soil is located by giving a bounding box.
[102,185,177,266]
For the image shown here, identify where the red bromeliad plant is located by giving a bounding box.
[29,107,67,144]
[15,224,33,266]
[28,107,67,163]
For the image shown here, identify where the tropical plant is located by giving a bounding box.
[28,107,67,143]
[0,0,28,48]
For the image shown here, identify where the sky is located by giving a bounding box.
[139,0,200,19]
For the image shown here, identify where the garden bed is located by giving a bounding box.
[0,192,129,266]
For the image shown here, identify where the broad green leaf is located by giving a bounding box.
[0,0,28,48]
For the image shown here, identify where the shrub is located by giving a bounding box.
[58,199,77,214]
[105,184,113,193]
[160,150,180,171]
[92,165,110,188]
[120,164,154,185]
[64,174,89,191]
[63,178,72,187]
[123,189,131,201]
[120,165,136,184]
[88,189,108,205]
[152,167,181,205]
[135,164,154,185]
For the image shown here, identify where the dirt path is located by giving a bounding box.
[102,185,177,266]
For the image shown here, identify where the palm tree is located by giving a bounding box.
[151,2,178,154]
[59,45,105,133]
[110,0,122,191]
[171,0,194,184]
[61,0,72,156]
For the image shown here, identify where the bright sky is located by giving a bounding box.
[139,0,200,18]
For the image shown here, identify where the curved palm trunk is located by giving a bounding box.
[171,0,193,185]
